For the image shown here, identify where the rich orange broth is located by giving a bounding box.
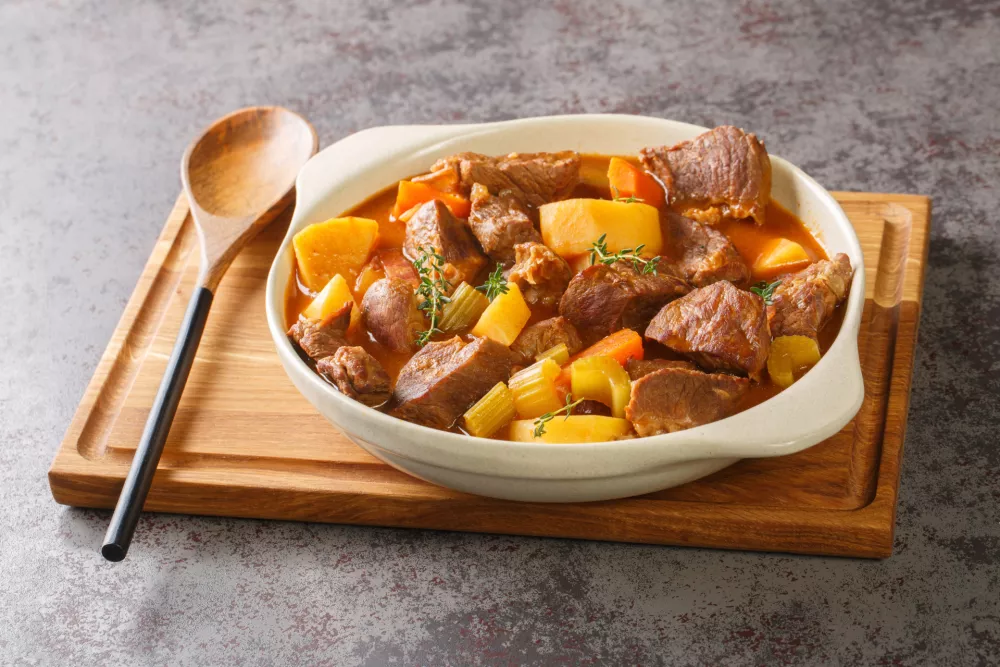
[285,154,841,433]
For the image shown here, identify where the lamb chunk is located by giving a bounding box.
[768,254,853,341]
[290,305,393,408]
[645,281,770,380]
[377,248,420,287]
[404,200,487,285]
[640,126,771,225]
[287,303,352,361]
[316,346,392,408]
[626,367,750,436]
[665,211,750,287]
[430,151,580,208]
[625,358,697,381]
[361,278,425,353]
[468,183,542,266]
[507,242,573,308]
[391,336,515,430]
[559,260,692,342]
[509,316,584,364]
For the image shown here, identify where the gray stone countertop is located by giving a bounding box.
[2,0,998,664]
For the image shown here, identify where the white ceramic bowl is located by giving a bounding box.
[265,114,865,503]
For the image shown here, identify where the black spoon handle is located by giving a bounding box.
[101,287,214,562]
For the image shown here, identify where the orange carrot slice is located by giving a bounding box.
[393,180,471,219]
[607,157,665,208]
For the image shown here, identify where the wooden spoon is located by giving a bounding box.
[102,107,318,561]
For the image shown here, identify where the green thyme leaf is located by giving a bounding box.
[413,246,452,346]
[750,280,781,306]
[476,265,509,302]
[588,234,660,275]
[532,394,585,438]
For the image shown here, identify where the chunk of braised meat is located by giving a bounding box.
[377,248,420,287]
[430,151,580,208]
[289,306,392,408]
[287,302,352,361]
[559,260,692,342]
[507,242,573,308]
[645,280,770,380]
[664,211,749,287]
[404,200,487,285]
[361,278,425,353]
[625,358,697,381]
[768,253,853,342]
[626,367,750,436]
[468,183,542,266]
[509,316,584,364]
[640,126,772,225]
[391,336,515,430]
[316,346,392,408]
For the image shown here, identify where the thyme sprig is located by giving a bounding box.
[413,247,452,346]
[750,280,781,306]
[533,394,585,438]
[589,233,660,275]
[611,185,644,204]
[476,265,509,302]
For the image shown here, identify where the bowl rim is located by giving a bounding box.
[264,114,865,473]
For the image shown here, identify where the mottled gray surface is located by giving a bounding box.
[2,0,998,664]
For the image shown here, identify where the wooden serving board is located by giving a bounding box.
[49,192,930,558]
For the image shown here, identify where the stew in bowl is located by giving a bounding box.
[282,124,854,444]
[266,115,865,502]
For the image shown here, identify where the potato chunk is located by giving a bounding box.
[752,238,811,277]
[301,274,362,333]
[470,282,531,346]
[508,416,632,443]
[293,217,379,292]
[353,260,385,299]
[766,335,821,388]
[539,199,662,259]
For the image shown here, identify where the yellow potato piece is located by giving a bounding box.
[539,199,662,259]
[353,261,385,299]
[470,282,531,346]
[301,274,362,332]
[753,238,810,276]
[570,355,632,418]
[767,335,821,388]
[293,216,380,292]
[508,416,633,443]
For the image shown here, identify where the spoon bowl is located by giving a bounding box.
[182,107,319,290]
[186,107,317,218]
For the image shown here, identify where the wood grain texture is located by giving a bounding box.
[49,192,931,558]
[182,107,318,292]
